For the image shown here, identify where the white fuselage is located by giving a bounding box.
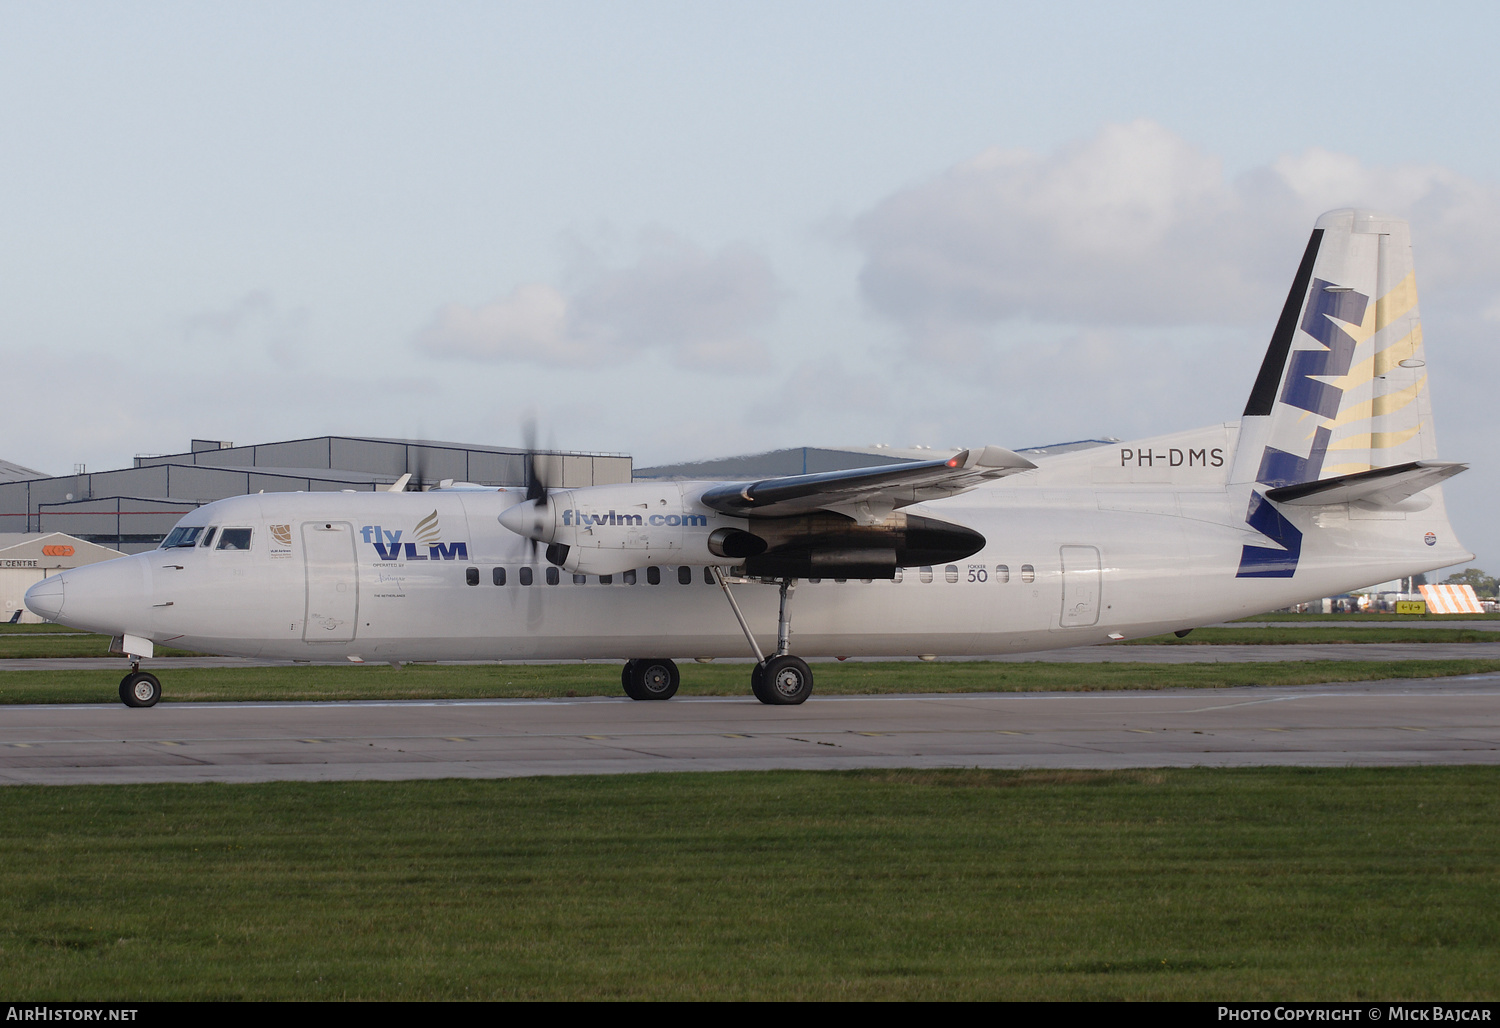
[30,422,1470,663]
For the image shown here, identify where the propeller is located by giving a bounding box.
[522,416,550,511]
[515,415,568,566]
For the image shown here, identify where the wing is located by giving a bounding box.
[698,446,1036,523]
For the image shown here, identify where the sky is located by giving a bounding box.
[3,1,1498,571]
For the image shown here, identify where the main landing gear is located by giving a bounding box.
[619,573,813,705]
[119,662,161,708]
[715,570,813,705]
[621,658,680,700]
[750,653,813,705]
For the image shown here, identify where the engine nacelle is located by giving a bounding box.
[499,482,987,579]
[499,483,745,577]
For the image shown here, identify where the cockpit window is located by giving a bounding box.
[199,527,218,548]
[216,528,253,551]
[160,527,204,549]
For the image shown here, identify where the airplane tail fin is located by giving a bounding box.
[1232,209,1444,487]
[1229,210,1470,580]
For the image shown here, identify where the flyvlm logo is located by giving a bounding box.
[361,510,469,561]
[562,509,708,528]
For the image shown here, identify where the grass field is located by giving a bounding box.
[0,625,202,659]
[0,636,203,659]
[3,767,1496,1000]
[5,657,1500,704]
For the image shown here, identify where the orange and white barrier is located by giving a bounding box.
[1418,583,1484,614]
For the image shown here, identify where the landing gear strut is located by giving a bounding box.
[621,658,680,701]
[713,569,813,705]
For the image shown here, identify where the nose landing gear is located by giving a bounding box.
[119,665,162,708]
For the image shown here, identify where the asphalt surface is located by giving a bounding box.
[3,674,1497,785]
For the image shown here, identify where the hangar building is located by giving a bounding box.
[0,436,632,554]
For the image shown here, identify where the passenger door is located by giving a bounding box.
[1059,545,1102,628]
[302,521,358,642]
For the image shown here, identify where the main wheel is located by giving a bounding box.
[119,671,161,708]
[750,661,769,703]
[624,658,679,701]
[754,655,813,705]
[621,659,642,700]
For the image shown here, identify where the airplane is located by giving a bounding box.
[26,209,1473,708]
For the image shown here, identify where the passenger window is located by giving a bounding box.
[919,566,933,584]
[573,574,587,584]
[893,569,903,584]
[465,567,479,586]
[678,566,692,585]
[623,569,637,585]
[599,574,612,585]
[1021,564,1035,583]
[834,578,847,584]
[199,528,218,548]
[808,578,822,584]
[493,567,506,586]
[944,565,959,584]
[703,567,715,585]
[646,566,660,585]
[861,578,872,584]
[546,567,560,585]
[217,528,252,551]
[519,567,533,586]
[996,564,1010,583]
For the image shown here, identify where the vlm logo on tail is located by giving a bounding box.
[1235,209,1438,580]
[1238,275,1371,578]
[361,511,469,561]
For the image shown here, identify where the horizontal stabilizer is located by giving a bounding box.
[1264,460,1466,507]
[699,446,1035,521]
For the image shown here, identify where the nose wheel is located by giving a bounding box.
[119,670,161,708]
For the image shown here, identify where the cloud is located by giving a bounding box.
[183,290,310,370]
[416,234,779,371]
[852,120,1500,349]
[420,283,578,362]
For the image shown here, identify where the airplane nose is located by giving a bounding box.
[24,576,64,621]
[24,557,153,636]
